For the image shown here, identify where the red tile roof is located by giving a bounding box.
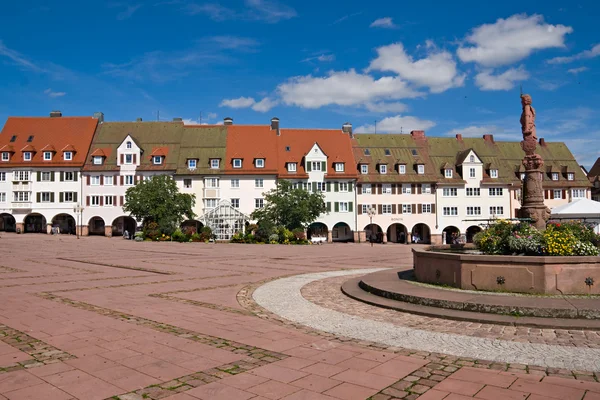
[0,116,98,167]
[224,125,279,175]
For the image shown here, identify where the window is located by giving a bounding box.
[466,188,480,196]
[567,173,574,181]
[0,193,5,202]
[444,169,453,178]
[379,165,387,174]
[43,152,52,161]
[13,192,30,202]
[520,173,526,180]
[572,189,586,198]
[255,198,264,209]
[205,199,218,208]
[422,204,432,213]
[551,172,559,181]
[317,182,326,192]
[466,206,481,216]
[231,179,240,188]
[91,176,100,185]
[382,184,392,194]
[64,152,72,161]
[469,168,475,178]
[381,204,392,214]
[489,206,504,216]
[104,196,114,206]
[311,161,321,171]
[231,198,240,208]
[255,179,263,188]
[125,154,133,164]
[0,172,4,182]
[188,159,197,169]
[417,164,425,174]
[126,141,132,149]
[490,169,498,178]
[553,189,562,199]
[443,207,458,216]
[362,184,371,194]
[339,182,349,192]
[14,171,30,181]
[233,159,242,168]
[184,179,192,188]
[93,156,103,165]
[211,159,220,169]
[339,202,349,212]
[399,165,406,174]
[361,204,369,214]
[103,175,113,185]
[489,187,503,197]
[364,149,370,155]
[402,184,412,194]
[206,178,219,188]
[64,192,74,202]
[384,149,391,156]
[285,146,291,152]
[41,172,52,181]
[24,152,32,161]
[91,195,100,206]
[469,155,475,162]
[64,172,75,181]
[411,149,418,156]
[9,135,16,142]
[40,192,51,202]
[125,175,134,185]
[288,163,297,172]
[421,184,431,194]
[255,159,265,168]
[442,188,457,197]
[335,163,344,172]
[402,204,412,214]
[360,164,368,174]
[1,152,9,161]
[153,156,162,165]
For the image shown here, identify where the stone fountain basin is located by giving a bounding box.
[413,247,600,295]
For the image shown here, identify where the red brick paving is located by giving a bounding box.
[0,234,598,400]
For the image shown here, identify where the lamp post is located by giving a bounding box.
[73,203,84,239]
[367,207,376,247]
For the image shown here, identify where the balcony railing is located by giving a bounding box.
[11,202,32,209]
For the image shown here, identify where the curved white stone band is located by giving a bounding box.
[253,269,600,372]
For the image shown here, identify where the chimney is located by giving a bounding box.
[410,130,425,139]
[223,117,233,125]
[93,112,104,123]
[483,134,494,143]
[270,117,280,131]
[455,133,463,141]
[342,122,353,138]
[136,118,143,122]
[50,110,62,118]
[172,117,183,122]
[539,138,546,147]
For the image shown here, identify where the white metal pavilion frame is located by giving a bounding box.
[201,200,248,240]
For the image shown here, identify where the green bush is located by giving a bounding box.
[199,226,213,241]
[143,221,161,240]
[171,229,187,243]
[190,233,202,242]
[231,232,245,243]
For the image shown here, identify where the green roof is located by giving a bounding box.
[176,126,227,175]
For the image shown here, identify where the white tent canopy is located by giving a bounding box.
[551,198,600,233]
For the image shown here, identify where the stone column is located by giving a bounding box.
[327,231,332,243]
[104,226,113,237]
[406,233,412,244]
[46,224,53,234]
[80,225,89,236]
[353,231,360,243]
[382,232,387,244]
[16,222,24,234]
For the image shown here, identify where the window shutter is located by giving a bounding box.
[411,184,416,193]
[100,175,104,185]
[348,202,353,212]
[392,204,397,214]
[321,161,326,172]
[37,172,41,181]
[113,196,117,206]
[100,196,104,206]
[307,162,312,172]
[377,204,382,214]
[86,196,90,206]
[59,192,64,203]
[418,185,422,194]
[550,190,554,199]
[357,184,362,192]
[120,154,124,164]
[544,190,549,199]
[327,182,331,192]
[358,204,362,215]
[377,184,382,195]
[432,204,436,214]
[418,204,422,214]
[335,202,339,212]
[334,182,339,192]
[36,192,41,202]
[87,175,90,185]
[412,203,416,213]
[120,176,124,186]
[74,172,78,182]
[562,190,566,199]
[392,184,396,194]
[349,183,353,192]
[371,204,376,212]
[133,154,137,164]
[120,196,124,206]
[51,172,55,182]
[74,193,78,202]
[60,172,64,181]
[312,182,317,192]
[398,204,403,214]
[327,202,331,212]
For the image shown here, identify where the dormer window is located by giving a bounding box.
[1,152,9,162]
[552,172,559,181]
[210,159,220,169]
[233,159,242,168]
[469,155,475,162]
[360,164,368,174]
[379,165,387,174]
[490,169,498,178]
[24,152,32,161]
[153,156,163,165]
[64,152,72,161]
[384,149,391,156]
[288,163,297,172]
[445,169,453,178]
[398,164,406,174]
[417,165,425,175]
[411,149,418,156]
[43,152,52,161]
[126,141,132,149]
[255,159,265,168]
[335,163,345,172]
[93,156,103,165]
[125,154,133,164]
[188,159,197,169]
[364,149,370,156]
[567,172,574,181]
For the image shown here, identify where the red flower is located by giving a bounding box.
[556,223,561,227]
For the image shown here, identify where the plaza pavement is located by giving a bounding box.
[0,234,598,400]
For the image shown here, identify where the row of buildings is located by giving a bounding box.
[0,111,594,244]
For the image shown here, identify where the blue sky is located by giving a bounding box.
[1,0,599,168]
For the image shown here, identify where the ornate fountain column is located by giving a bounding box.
[518,94,550,230]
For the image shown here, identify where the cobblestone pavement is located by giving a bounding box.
[0,235,598,400]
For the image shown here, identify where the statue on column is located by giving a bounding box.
[518,94,550,230]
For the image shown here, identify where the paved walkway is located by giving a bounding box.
[0,234,597,400]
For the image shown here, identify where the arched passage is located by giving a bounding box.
[88,216,106,236]
[24,213,46,233]
[181,219,204,235]
[466,225,482,243]
[332,222,353,242]
[411,223,431,244]
[364,223,383,243]
[307,222,328,240]
[0,213,16,232]
[52,214,75,235]
[112,216,137,237]
[443,226,461,244]
[387,223,408,243]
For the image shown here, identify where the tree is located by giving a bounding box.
[123,175,196,235]
[251,180,327,230]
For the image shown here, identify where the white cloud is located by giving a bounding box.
[185,0,296,23]
[446,125,501,137]
[277,69,421,109]
[536,79,565,91]
[547,43,600,64]
[202,35,260,51]
[567,66,589,74]
[220,96,256,108]
[354,115,435,134]
[206,112,217,119]
[44,88,66,98]
[457,14,573,67]
[252,97,278,112]
[367,42,465,93]
[475,66,529,91]
[0,40,46,73]
[370,17,396,29]
[364,102,408,113]
[302,53,335,63]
